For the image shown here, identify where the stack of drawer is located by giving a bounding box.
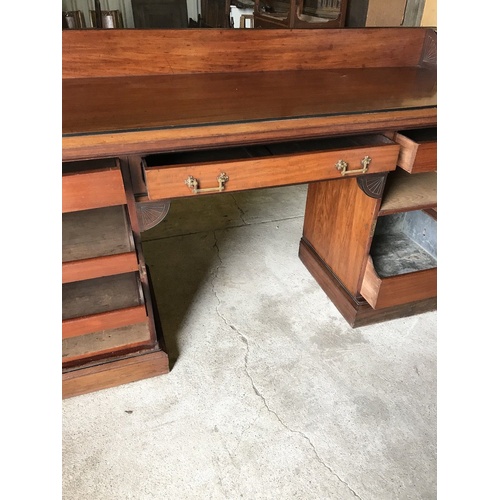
[62,158,168,398]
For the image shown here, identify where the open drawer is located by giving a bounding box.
[62,205,138,283]
[62,272,147,338]
[62,158,126,212]
[361,209,437,309]
[390,128,437,174]
[142,134,400,200]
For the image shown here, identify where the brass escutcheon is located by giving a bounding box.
[336,156,372,176]
[185,172,229,194]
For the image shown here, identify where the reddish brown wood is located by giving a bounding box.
[62,350,169,399]
[61,28,438,393]
[62,108,437,162]
[392,129,437,174]
[303,176,383,295]
[361,256,437,309]
[62,306,148,339]
[299,238,437,327]
[62,28,429,79]
[145,142,399,200]
[63,68,436,137]
[62,168,127,212]
[62,252,139,284]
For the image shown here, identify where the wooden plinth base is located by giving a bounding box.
[62,349,169,399]
[299,238,437,328]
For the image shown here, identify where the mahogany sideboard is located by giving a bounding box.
[62,27,437,398]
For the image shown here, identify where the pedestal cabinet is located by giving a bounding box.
[62,158,169,399]
[300,127,437,327]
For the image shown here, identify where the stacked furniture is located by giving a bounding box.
[62,27,437,397]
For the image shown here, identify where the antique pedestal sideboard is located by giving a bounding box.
[62,27,437,398]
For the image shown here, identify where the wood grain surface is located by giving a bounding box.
[62,28,429,78]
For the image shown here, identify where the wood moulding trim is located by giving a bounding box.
[62,108,437,161]
[62,350,169,399]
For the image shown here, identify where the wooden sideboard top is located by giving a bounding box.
[62,28,437,161]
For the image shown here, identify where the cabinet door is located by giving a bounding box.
[131,0,188,27]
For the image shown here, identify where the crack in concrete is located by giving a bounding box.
[143,215,304,243]
[210,231,363,500]
[230,194,249,226]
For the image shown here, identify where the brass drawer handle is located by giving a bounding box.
[336,156,372,176]
[185,172,229,194]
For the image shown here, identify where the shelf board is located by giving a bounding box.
[379,169,436,215]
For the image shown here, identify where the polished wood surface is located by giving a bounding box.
[63,68,436,136]
[63,108,436,162]
[145,139,399,200]
[303,176,382,295]
[62,28,436,161]
[62,28,429,78]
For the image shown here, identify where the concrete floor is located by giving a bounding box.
[62,184,437,500]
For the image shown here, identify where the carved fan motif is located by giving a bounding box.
[356,173,386,199]
[422,30,437,66]
[137,201,171,231]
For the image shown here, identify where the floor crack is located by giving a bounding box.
[211,231,362,499]
[230,194,249,226]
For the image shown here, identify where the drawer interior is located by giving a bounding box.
[62,158,118,174]
[370,210,437,278]
[62,322,151,361]
[62,272,144,320]
[144,134,395,167]
[62,205,134,262]
[397,127,436,143]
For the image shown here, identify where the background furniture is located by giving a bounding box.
[198,0,231,27]
[62,27,436,397]
[254,0,347,28]
[131,0,188,27]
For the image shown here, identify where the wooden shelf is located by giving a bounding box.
[379,170,437,215]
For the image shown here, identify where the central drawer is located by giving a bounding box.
[143,134,400,200]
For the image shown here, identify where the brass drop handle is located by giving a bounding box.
[185,173,229,194]
[336,156,372,176]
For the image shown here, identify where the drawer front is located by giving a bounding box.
[62,167,127,212]
[144,138,400,200]
[361,257,437,309]
[392,128,437,174]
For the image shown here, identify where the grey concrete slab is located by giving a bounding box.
[63,185,436,500]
